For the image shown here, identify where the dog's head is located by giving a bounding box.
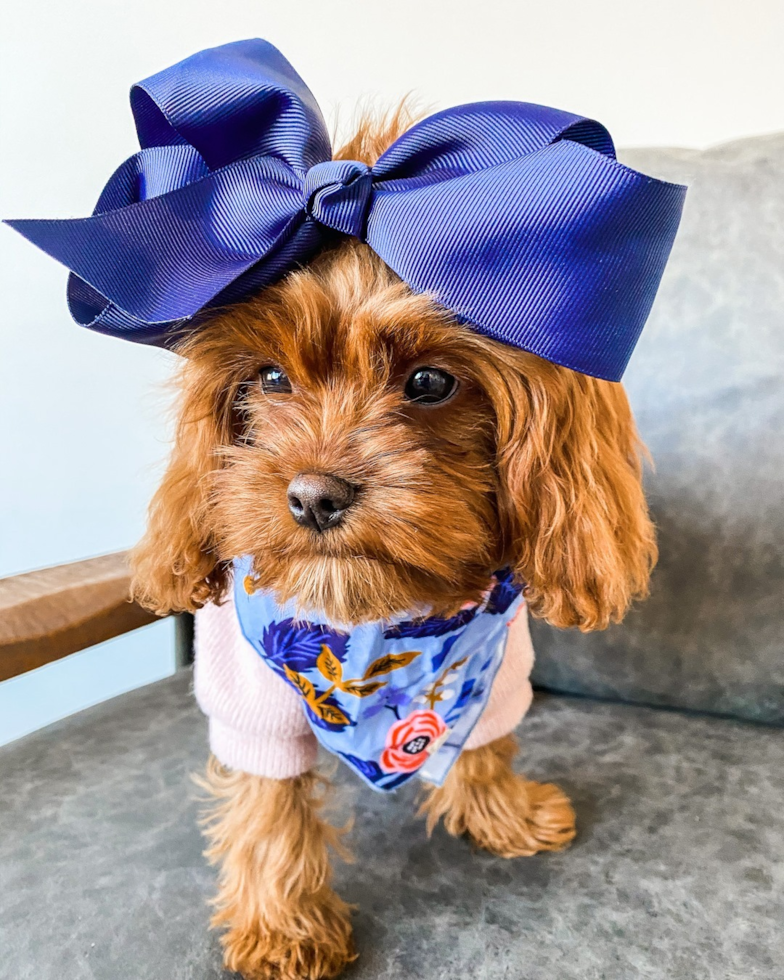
[131,112,656,630]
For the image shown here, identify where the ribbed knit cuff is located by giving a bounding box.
[209,718,318,779]
[464,680,533,750]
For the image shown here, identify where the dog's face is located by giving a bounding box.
[132,239,656,630]
[199,243,505,623]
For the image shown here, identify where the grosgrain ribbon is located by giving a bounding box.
[5,38,686,380]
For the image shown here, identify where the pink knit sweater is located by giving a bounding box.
[194,590,536,780]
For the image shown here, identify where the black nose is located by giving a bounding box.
[287,473,356,532]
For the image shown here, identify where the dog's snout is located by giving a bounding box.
[287,473,356,532]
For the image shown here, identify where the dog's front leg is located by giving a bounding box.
[199,757,355,980]
[418,735,576,858]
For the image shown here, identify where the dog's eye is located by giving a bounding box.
[259,365,292,394]
[404,367,458,405]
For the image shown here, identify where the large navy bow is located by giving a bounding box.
[6,39,686,380]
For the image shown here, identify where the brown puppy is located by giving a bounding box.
[131,110,655,979]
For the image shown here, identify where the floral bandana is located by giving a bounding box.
[233,556,525,792]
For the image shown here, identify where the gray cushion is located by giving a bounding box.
[531,133,784,724]
[1,672,781,980]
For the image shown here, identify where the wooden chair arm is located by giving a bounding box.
[0,552,160,682]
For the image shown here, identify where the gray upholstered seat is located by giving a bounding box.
[1,671,781,980]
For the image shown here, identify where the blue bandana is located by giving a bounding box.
[233,556,525,792]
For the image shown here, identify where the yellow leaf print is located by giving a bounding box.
[311,701,351,726]
[362,650,421,680]
[316,645,343,685]
[340,679,386,697]
[282,664,316,701]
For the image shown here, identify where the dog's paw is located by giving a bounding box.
[476,777,577,858]
[420,771,576,859]
[220,891,356,980]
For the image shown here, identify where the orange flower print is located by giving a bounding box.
[380,711,448,773]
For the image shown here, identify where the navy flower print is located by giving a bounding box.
[384,605,479,639]
[261,618,348,672]
[485,568,524,615]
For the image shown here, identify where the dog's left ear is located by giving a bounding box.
[486,349,656,631]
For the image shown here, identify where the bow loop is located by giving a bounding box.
[373,103,615,182]
[93,146,210,214]
[304,160,373,238]
[130,38,331,173]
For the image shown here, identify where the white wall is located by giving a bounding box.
[1,0,783,742]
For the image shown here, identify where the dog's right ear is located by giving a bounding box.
[478,344,656,632]
[130,342,240,615]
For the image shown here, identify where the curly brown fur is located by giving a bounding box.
[130,240,654,625]
[197,758,355,979]
[418,735,576,857]
[130,105,656,978]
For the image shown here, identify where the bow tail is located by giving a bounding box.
[63,221,325,346]
[66,275,178,344]
[367,140,686,382]
[6,157,311,342]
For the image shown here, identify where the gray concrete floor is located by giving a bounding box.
[1,670,781,979]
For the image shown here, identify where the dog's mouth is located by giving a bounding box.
[243,543,411,586]
[247,529,388,564]
[240,541,494,626]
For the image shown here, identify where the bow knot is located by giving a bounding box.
[303,160,373,238]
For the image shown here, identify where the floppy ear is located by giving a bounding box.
[130,345,239,615]
[488,350,656,631]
